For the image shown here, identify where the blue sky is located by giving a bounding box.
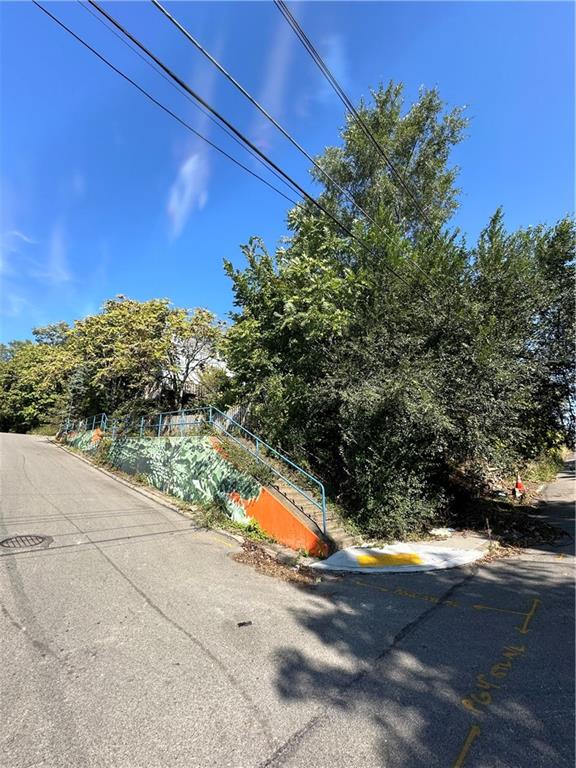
[1,1,573,342]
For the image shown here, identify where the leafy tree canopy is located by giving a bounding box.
[0,298,224,431]
[223,82,575,539]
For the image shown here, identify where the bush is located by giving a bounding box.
[354,470,445,541]
[215,435,275,486]
[521,447,567,483]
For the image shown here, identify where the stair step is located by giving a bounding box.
[331,538,360,549]
[217,431,360,542]
[264,469,360,542]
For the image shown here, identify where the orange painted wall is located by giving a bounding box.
[230,489,328,558]
[91,427,104,444]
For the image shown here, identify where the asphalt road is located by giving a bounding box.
[0,434,574,768]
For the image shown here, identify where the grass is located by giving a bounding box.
[519,447,568,484]
[196,498,275,543]
[30,423,58,436]
[214,435,276,486]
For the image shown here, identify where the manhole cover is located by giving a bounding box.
[0,535,46,549]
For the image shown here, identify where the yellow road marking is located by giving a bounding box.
[452,724,481,768]
[348,579,542,625]
[517,598,540,634]
[356,552,423,566]
[351,578,389,593]
[349,578,458,607]
[472,604,527,616]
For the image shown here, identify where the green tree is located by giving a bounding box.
[0,299,228,431]
[164,307,225,410]
[525,218,575,449]
[223,82,575,539]
[69,296,175,415]
[32,321,70,346]
[0,339,77,432]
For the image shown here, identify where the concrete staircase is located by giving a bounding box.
[209,413,363,552]
[267,476,362,552]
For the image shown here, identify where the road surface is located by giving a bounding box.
[1,434,574,767]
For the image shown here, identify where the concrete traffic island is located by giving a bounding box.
[310,533,490,573]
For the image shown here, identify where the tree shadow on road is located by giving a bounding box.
[269,498,574,767]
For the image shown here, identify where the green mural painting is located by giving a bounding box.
[65,431,261,523]
[66,429,100,453]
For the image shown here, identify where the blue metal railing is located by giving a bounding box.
[206,406,327,534]
[63,405,327,533]
[63,412,107,434]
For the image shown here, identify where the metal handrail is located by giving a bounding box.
[62,413,107,433]
[207,406,327,533]
[64,405,328,533]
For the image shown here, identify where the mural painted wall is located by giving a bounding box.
[66,430,258,522]
[64,430,327,556]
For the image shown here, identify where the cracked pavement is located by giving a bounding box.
[1,433,574,767]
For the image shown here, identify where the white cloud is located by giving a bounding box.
[1,226,72,286]
[29,224,72,285]
[252,18,296,150]
[0,292,31,318]
[0,230,37,262]
[317,35,350,105]
[0,230,37,276]
[294,33,351,118]
[4,230,37,246]
[46,225,72,283]
[0,223,80,329]
[167,152,210,239]
[92,239,110,286]
[163,29,225,239]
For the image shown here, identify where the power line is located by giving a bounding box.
[145,4,467,325]
[151,3,375,220]
[85,0,414,289]
[274,0,473,308]
[274,0,439,235]
[77,1,299,201]
[150,0,444,294]
[33,1,466,417]
[32,1,301,208]
[37,0,450,317]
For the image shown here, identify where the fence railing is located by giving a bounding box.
[206,406,326,533]
[63,412,107,434]
[62,405,327,534]
[133,409,207,437]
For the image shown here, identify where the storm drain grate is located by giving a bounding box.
[0,535,46,549]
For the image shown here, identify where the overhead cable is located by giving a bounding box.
[32,1,301,207]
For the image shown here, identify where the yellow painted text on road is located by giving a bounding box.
[517,598,540,634]
[452,724,481,768]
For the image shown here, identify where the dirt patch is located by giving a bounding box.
[480,541,524,562]
[233,540,321,584]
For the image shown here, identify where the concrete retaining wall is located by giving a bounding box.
[65,430,258,522]
[64,430,327,556]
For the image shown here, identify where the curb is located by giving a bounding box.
[50,439,308,563]
[261,543,301,566]
[51,439,196,516]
